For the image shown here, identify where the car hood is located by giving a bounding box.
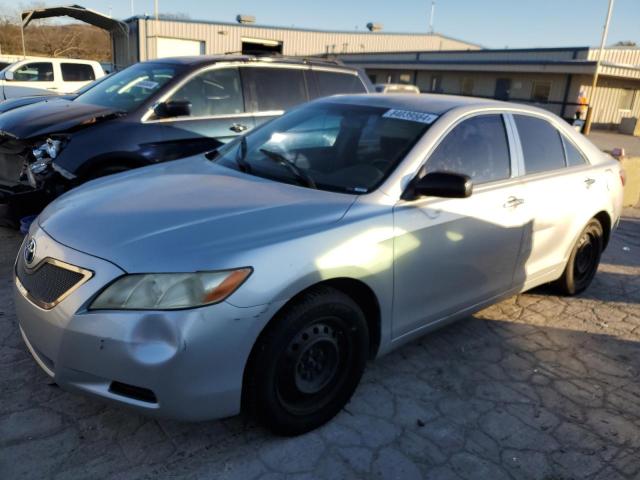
[0,95,63,114]
[0,99,118,139]
[38,157,357,272]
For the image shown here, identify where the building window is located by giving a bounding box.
[431,75,442,93]
[399,73,412,84]
[618,89,636,110]
[532,81,552,102]
[461,78,474,96]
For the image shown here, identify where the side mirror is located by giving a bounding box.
[4,70,14,81]
[154,100,191,119]
[405,171,473,199]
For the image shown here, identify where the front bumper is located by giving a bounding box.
[14,226,281,421]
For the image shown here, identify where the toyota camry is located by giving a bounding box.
[14,94,624,435]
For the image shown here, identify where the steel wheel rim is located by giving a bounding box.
[276,317,350,415]
[574,232,598,282]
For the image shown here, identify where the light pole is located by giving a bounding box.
[429,1,436,34]
[583,0,615,135]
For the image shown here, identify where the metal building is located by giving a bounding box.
[113,16,480,68]
[339,47,640,129]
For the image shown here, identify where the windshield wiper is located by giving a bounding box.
[259,148,317,189]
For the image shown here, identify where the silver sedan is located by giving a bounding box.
[15,94,624,435]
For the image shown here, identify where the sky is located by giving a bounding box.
[5,0,640,49]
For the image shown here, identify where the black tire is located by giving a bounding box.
[244,286,369,436]
[554,218,604,295]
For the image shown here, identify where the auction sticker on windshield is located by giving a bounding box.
[382,109,439,124]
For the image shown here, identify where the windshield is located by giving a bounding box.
[214,102,435,194]
[73,63,183,112]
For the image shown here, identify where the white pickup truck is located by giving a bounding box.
[0,57,105,100]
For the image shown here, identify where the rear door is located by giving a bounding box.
[149,66,254,156]
[242,66,309,129]
[59,62,96,93]
[308,69,369,99]
[510,113,602,285]
[3,61,56,99]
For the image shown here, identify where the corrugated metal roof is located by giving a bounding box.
[124,15,481,46]
[22,4,128,33]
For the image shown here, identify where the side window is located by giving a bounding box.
[514,115,566,174]
[562,136,588,167]
[61,63,96,81]
[247,67,307,111]
[313,71,367,97]
[13,62,54,82]
[169,68,244,117]
[426,114,511,184]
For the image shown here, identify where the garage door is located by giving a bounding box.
[156,38,205,58]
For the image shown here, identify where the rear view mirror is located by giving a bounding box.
[4,70,14,81]
[405,171,473,199]
[154,100,191,119]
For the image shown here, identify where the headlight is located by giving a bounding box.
[89,268,252,310]
[33,138,63,160]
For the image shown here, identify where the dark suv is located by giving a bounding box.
[0,55,372,224]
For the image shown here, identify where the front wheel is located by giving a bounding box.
[554,219,604,295]
[244,286,369,436]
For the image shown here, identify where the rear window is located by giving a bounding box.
[246,67,308,112]
[514,115,566,174]
[314,71,367,97]
[61,63,96,82]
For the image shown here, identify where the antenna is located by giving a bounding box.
[429,1,436,34]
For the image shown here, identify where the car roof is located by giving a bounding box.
[143,54,352,70]
[314,93,541,115]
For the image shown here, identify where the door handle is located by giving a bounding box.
[503,196,525,208]
[47,87,58,90]
[584,178,596,187]
[229,123,248,133]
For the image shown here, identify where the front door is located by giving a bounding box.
[3,61,56,99]
[157,67,254,157]
[392,113,527,337]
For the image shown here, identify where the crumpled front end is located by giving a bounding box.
[0,132,72,225]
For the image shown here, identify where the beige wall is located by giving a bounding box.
[134,19,478,61]
[365,67,640,126]
[575,75,640,127]
[366,69,570,117]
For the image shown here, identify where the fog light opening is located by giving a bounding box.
[109,381,158,404]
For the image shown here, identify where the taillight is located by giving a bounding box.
[620,169,626,187]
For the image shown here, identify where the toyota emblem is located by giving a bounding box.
[24,238,37,265]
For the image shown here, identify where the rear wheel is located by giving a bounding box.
[244,286,369,436]
[554,219,604,295]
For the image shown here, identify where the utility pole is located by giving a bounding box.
[429,1,436,34]
[154,0,159,60]
[583,0,615,135]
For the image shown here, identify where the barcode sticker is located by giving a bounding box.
[382,109,439,124]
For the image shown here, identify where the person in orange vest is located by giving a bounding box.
[576,88,588,120]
